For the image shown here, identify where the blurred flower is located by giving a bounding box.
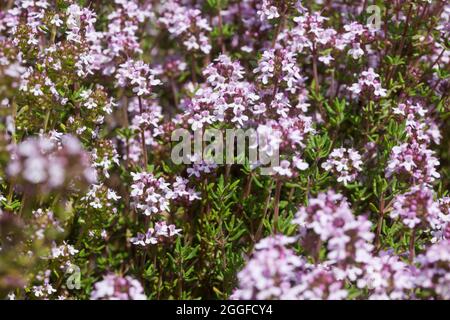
[415,240,450,299]
[231,235,306,300]
[7,135,96,195]
[91,274,146,300]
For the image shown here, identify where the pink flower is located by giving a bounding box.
[391,185,443,230]
[322,148,363,185]
[348,68,387,98]
[7,135,96,195]
[386,141,440,184]
[116,59,161,96]
[91,274,146,300]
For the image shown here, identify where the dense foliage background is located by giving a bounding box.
[0,0,448,300]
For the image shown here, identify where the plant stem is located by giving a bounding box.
[272,179,282,233]
[311,44,326,118]
[138,96,148,167]
[217,0,226,53]
[43,108,51,132]
[314,238,322,265]
[224,164,231,183]
[178,253,183,298]
[409,227,416,264]
[312,44,320,95]
[19,193,27,217]
[191,56,197,83]
[11,98,17,143]
[156,252,163,299]
[361,0,368,14]
[271,6,286,48]
[386,3,413,83]
[396,4,413,57]
[255,181,274,242]
[243,172,253,199]
[170,77,179,110]
[375,193,385,251]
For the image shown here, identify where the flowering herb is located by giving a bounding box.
[0,0,449,301]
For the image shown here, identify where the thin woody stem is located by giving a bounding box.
[409,227,416,264]
[217,0,226,53]
[272,179,283,233]
[312,45,320,95]
[138,96,148,167]
[271,6,287,48]
[255,181,274,242]
[375,193,385,251]
[243,172,253,199]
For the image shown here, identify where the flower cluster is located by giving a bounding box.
[415,240,450,299]
[392,101,441,145]
[234,191,448,300]
[159,1,212,54]
[116,59,161,97]
[434,197,450,242]
[294,190,374,280]
[357,252,414,300]
[32,270,57,299]
[232,235,349,300]
[293,265,348,300]
[130,172,173,216]
[181,55,259,131]
[7,135,96,195]
[321,148,363,185]
[31,208,64,240]
[387,99,441,187]
[101,0,151,71]
[257,0,281,21]
[253,48,305,94]
[230,235,306,300]
[0,0,448,301]
[348,68,387,98]
[130,221,181,246]
[386,142,440,185]
[90,274,146,300]
[390,185,443,230]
